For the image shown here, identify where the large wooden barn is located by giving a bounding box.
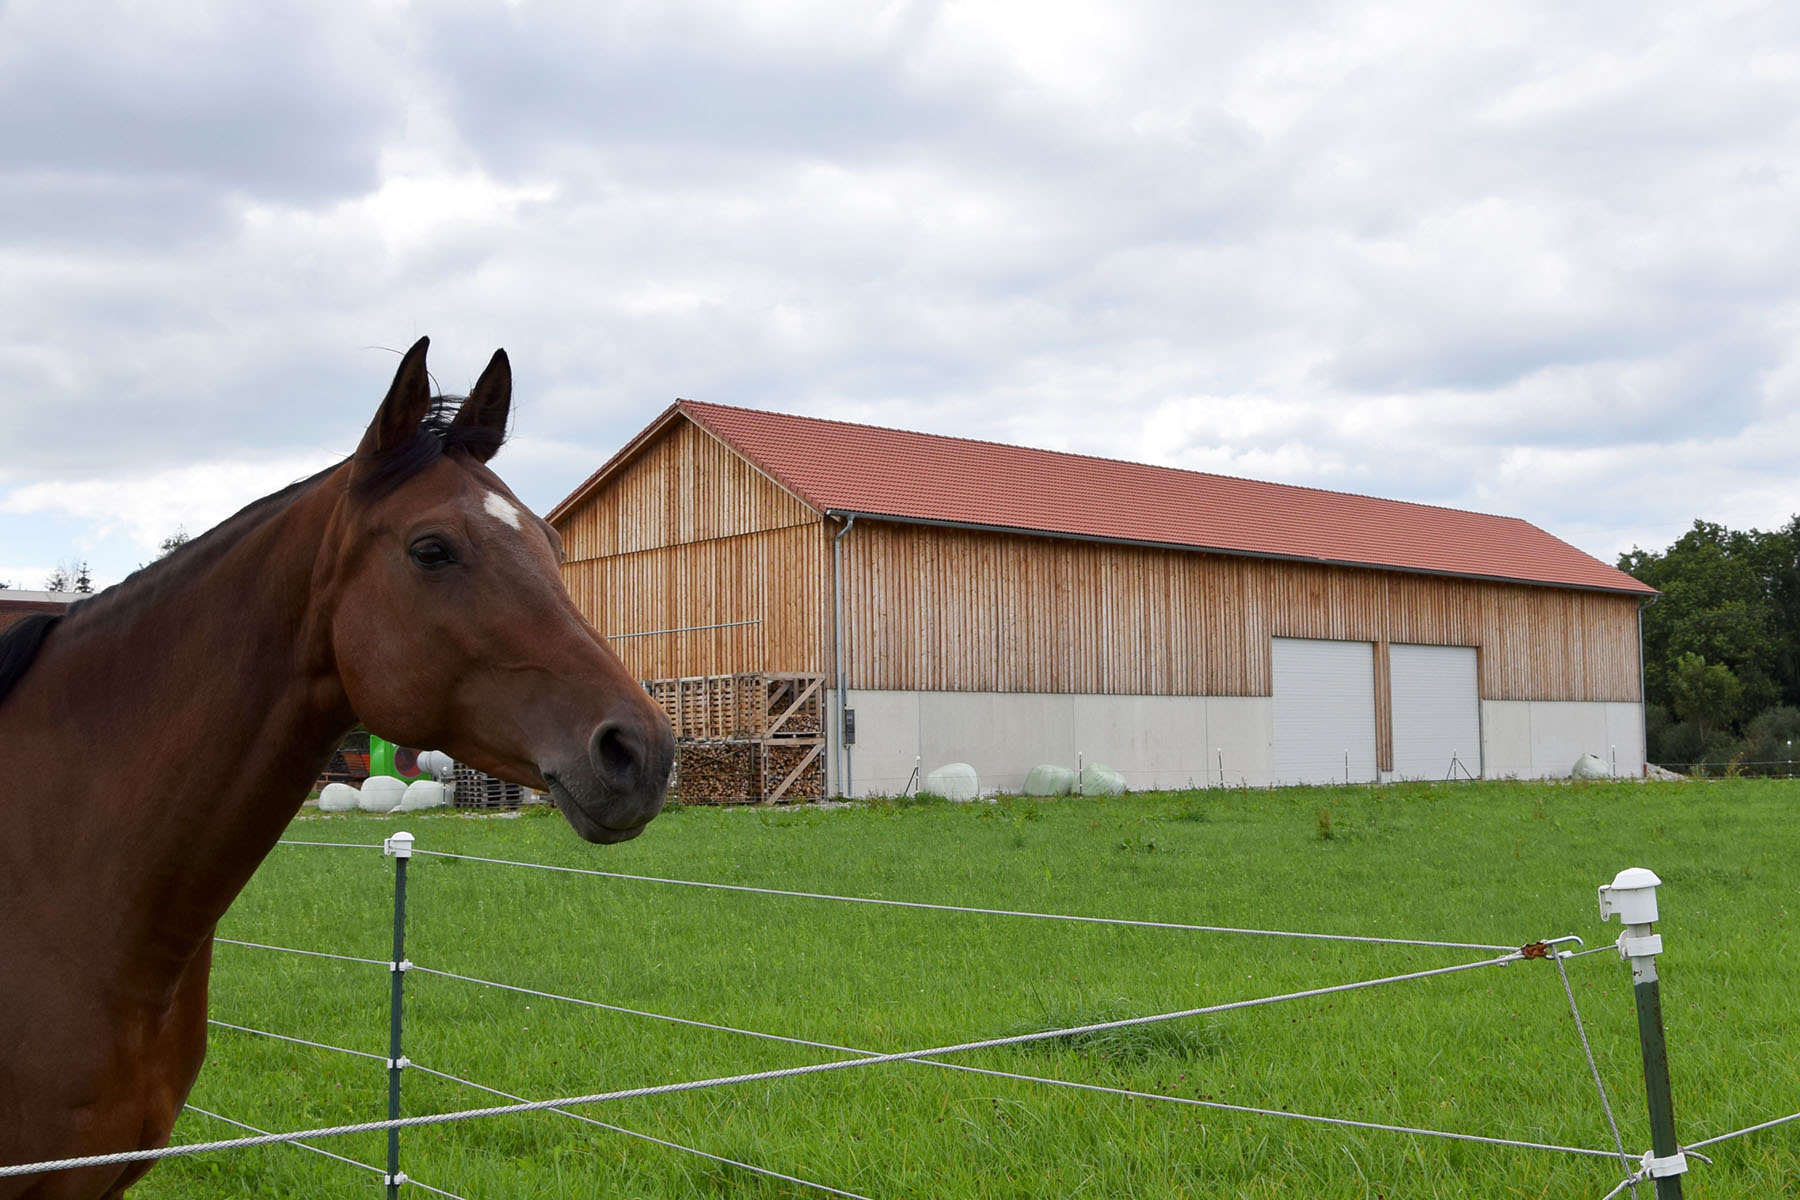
[548,402,1656,797]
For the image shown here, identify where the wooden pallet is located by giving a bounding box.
[451,764,528,810]
[645,673,824,741]
[763,675,823,739]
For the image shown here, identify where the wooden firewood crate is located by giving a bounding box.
[645,673,824,740]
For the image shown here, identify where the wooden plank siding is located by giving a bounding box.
[551,418,1642,707]
[557,418,817,560]
[561,526,828,680]
[837,522,1643,703]
[554,416,829,681]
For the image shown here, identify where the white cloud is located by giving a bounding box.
[5,0,1800,586]
[0,453,341,558]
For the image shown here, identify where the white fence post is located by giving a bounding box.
[1598,867,1685,1198]
[383,831,415,1197]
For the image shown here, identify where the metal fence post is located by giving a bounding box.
[384,831,414,1197]
[1599,867,1685,1198]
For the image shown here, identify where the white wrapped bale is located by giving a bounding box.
[1024,764,1076,796]
[1078,763,1127,796]
[924,762,980,802]
[1570,753,1610,779]
[357,775,407,813]
[401,780,448,811]
[318,782,360,812]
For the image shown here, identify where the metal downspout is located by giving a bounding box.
[1639,595,1657,777]
[832,513,857,797]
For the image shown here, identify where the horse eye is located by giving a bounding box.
[409,538,456,569]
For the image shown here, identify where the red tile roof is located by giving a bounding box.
[554,400,1655,596]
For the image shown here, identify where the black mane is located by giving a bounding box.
[0,612,67,708]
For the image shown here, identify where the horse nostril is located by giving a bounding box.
[590,721,641,785]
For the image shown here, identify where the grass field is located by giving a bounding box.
[127,779,1798,1198]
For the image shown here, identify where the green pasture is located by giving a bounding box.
[133,780,1797,1198]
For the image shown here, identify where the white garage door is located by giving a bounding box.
[1390,643,1481,780]
[1272,638,1377,785]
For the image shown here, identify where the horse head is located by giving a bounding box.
[324,337,673,843]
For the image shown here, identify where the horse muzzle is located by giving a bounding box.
[544,715,675,844]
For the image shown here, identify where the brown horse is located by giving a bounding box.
[0,339,674,1198]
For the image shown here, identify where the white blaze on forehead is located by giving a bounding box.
[483,490,524,531]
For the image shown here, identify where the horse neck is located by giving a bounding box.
[24,474,356,958]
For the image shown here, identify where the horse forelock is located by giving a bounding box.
[350,396,505,502]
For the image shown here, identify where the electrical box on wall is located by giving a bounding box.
[843,708,857,745]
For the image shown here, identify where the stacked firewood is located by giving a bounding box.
[672,740,758,804]
[645,672,827,804]
[760,742,824,801]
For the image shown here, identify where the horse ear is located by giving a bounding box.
[355,337,434,463]
[450,349,510,462]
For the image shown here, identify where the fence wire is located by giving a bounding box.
[407,952,1616,1160]
[23,838,1781,1193]
[199,1015,875,1199]
[206,951,1625,1172]
[0,949,1528,1180]
[215,936,389,967]
[1685,1108,1800,1151]
[185,1103,472,1200]
[183,1104,384,1179]
[177,958,1800,1195]
[407,848,1517,952]
[409,1062,877,1200]
[1550,950,1637,1189]
[207,1019,390,1064]
[1596,1166,1651,1200]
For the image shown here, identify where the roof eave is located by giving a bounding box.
[547,400,829,527]
[545,400,686,525]
[675,404,826,517]
[821,509,1659,598]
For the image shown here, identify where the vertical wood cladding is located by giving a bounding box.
[561,525,827,680]
[553,419,1642,703]
[557,419,816,560]
[837,523,1643,702]
[553,417,827,681]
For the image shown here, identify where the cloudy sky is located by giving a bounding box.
[3,0,1797,591]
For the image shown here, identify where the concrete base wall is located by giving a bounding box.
[1480,699,1647,780]
[825,690,1645,797]
[831,688,1269,797]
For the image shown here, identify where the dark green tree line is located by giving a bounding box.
[1619,517,1800,770]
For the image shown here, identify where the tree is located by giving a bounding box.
[1620,520,1783,715]
[41,559,93,594]
[1666,652,1742,744]
[1743,705,1800,773]
[157,527,190,558]
[1618,517,1800,766]
[1745,514,1800,704]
